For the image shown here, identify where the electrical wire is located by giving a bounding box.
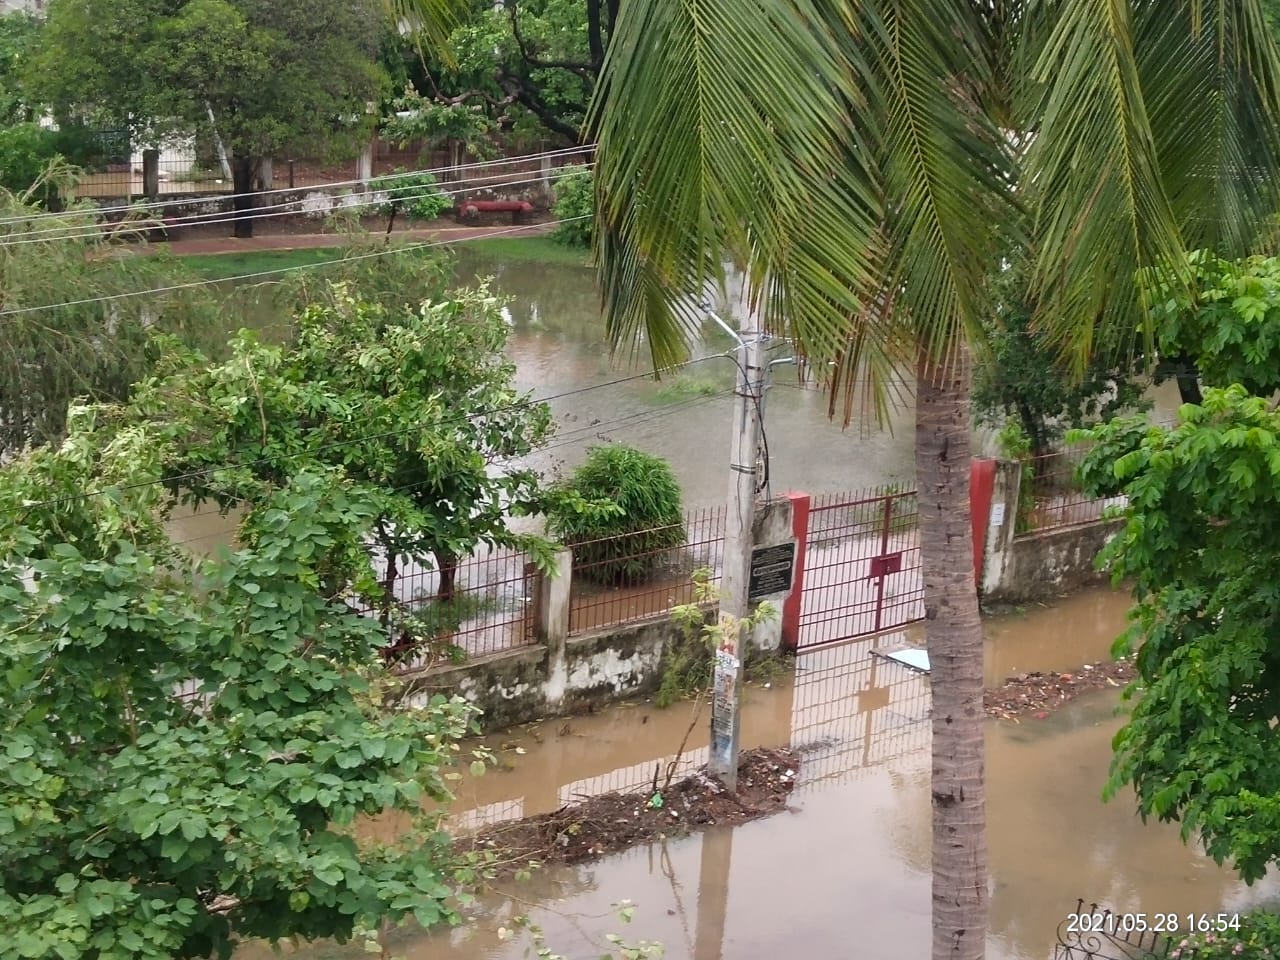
[0,144,595,228]
[0,166,593,246]
[0,215,589,319]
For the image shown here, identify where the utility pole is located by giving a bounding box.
[705,299,766,792]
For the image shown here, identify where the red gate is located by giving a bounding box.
[796,488,925,650]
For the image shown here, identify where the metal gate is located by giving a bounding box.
[797,488,926,650]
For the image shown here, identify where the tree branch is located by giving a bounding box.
[506,1,591,76]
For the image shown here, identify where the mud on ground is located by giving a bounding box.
[984,659,1136,720]
[457,747,798,870]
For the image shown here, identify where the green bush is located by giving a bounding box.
[1171,910,1280,957]
[372,168,451,220]
[550,164,593,248]
[549,445,686,585]
[0,123,60,199]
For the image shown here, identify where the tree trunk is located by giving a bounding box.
[916,348,988,960]
[434,550,458,602]
[230,155,257,239]
[1170,352,1204,405]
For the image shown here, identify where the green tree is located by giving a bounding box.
[1139,249,1280,404]
[32,0,389,237]
[0,188,220,457]
[0,11,40,125]
[0,416,485,959]
[382,0,607,143]
[974,257,1148,461]
[570,2,1280,958]
[121,282,597,656]
[1077,387,1280,884]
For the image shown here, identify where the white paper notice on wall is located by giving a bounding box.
[991,503,1006,527]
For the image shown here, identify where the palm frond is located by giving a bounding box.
[588,0,885,378]
[851,0,1018,378]
[381,0,470,62]
[1020,0,1187,369]
[1136,0,1280,257]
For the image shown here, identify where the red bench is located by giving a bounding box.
[455,199,536,225]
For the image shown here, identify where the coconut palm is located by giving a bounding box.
[397,0,1280,954]
[576,3,1280,959]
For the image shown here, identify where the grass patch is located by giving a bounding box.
[651,374,726,404]
[465,235,589,267]
[177,235,587,282]
[173,247,355,281]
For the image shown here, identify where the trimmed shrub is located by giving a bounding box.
[549,445,686,585]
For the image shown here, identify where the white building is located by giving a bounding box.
[0,1,46,15]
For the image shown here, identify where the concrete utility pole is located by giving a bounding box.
[705,298,766,792]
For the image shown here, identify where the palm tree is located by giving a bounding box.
[396,0,1280,955]
[578,3,1280,959]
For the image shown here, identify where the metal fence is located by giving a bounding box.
[1017,449,1128,535]
[567,505,728,636]
[361,546,541,668]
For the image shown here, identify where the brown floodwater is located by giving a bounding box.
[234,586,1279,960]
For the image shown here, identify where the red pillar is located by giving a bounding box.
[969,459,997,589]
[781,491,811,651]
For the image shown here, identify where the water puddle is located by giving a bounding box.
[234,585,1279,960]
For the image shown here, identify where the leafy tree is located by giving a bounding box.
[974,260,1148,460]
[121,282,605,657]
[550,164,592,248]
[382,0,607,143]
[0,188,221,457]
[0,11,41,125]
[548,444,685,585]
[1076,386,1280,884]
[1140,249,1280,404]
[0,416,486,960]
[32,0,390,237]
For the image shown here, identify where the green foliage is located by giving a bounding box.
[550,165,593,248]
[651,374,723,404]
[549,445,686,585]
[973,256,1147,460]
[0,124,68,201]
[1142,249,1280,399]
[0,190,222,457]
[0,427,485,960]
[0,11,40,125]
[33,0,389,171]
[121,282,563,646]
[381,85,498,157]
[371,168,452,221]
[1078,386,1280,883]
[1165,910,1278,958]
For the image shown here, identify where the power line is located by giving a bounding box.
[0,144,594,228]
[0,216,589,319]
[0,166,592,246]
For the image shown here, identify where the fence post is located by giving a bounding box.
[142,149,160,201]
[780,491,811,651]
[540,548,573,709]
[969,458,998,589]
[978,460,1023,598]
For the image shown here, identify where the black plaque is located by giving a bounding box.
[748,541,796,600]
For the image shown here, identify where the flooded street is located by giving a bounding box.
[235,586,1279,960]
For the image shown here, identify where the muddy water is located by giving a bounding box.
[234,587,1279,960]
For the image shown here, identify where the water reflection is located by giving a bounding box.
[234,587,1280,960]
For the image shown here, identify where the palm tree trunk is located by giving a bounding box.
[916,348,988,960]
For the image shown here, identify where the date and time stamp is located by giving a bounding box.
[1065,910,1242,936]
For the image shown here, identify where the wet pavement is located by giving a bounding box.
[234,586,1279,960]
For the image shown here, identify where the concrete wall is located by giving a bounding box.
[403,498,797,732]
[979,459,1121,605]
